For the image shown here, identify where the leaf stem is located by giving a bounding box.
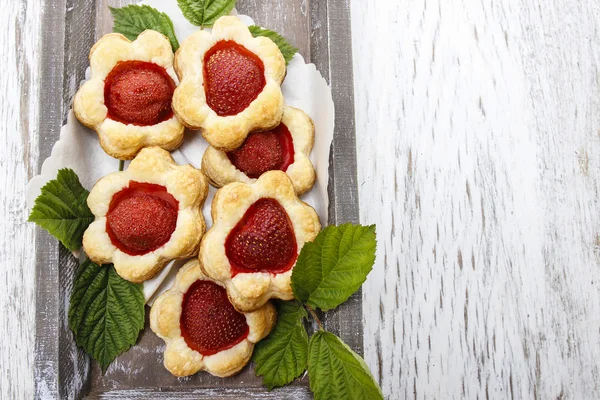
[118,160,124,171]
[305,305,323,331]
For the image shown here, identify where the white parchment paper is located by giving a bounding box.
[26,1,334,303]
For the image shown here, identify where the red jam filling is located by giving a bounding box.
[226,123,295,178]
[203,40,266,117]
[106,181,179,255]
[104,60,176,126]
[180,280,249,356]
[225,198,297,276]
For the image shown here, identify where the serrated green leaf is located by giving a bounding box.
[248,26,298,65]
[177,0,237,27]
[291,224,376,311]
[28,168,94,251]
[252,301,309,389]
[110,5,180,51]
[68,259,145,373]
[308,331,383,400]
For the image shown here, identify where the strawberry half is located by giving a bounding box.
[104,60,176,126]
[225,198,297,276]
[203,40,266,117]
[106,181,179,255]
[227,123,295,178]
[180,280,249,356]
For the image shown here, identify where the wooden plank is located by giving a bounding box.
[58,2,100,397]
[90,386,313,399]
[95,0,131,40]
[1,0,41,399]
[34,0,97,398]
[319,0,363,355]
[34,0,67,398]
[236,0,310,60]
[34,1,123,398]
[352,0,600,398]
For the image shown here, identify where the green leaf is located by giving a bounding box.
[252,301,309,389]
[177,0,237,28]
[308,331,383,400]
[291,224,376,311]
[68,259,145,373]
[248,26,298,65]
[110,5,180,51]
[28,168,94,251]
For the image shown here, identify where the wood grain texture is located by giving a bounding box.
[352,0,600,398]
[237,0,310,59]
[0,0,41,399]
[11,0,600,398]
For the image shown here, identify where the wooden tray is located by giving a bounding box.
[34,1,359,398]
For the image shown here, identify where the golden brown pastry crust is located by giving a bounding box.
[172,16,286,152]
[202,106,316,195]
[199,171,321,312]
[73,31,185,160]
[83,147,208,283]
[150,259,276,377]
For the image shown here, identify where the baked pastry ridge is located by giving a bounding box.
[202,106,317,195]
[83,147,208,283]
[150,259,276,377]
[200,170,321,312]
[73,30,185,160]
[172,16,286,151]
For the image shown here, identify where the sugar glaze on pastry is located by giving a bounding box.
[83,147,208,283]
[73,31,184,160]
[202,106,316,195]
[150,259,276,377]
[172,16,286,151]
[199,171,320,312]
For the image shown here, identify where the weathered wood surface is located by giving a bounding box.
[353,0,600,399]
[0,0,40,399]
[5,0,600,399]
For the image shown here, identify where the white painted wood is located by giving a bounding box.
[6,0,600,398]
[352,0,600,398]
[0,0,41,398]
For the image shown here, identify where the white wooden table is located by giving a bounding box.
[3,0,600,398]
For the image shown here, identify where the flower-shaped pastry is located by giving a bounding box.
[83,147,208,283]
[172,16,285,151]
[74,31,184,160]
[200,171,320,312]
[150,259,276,377]
[202,106,316,195]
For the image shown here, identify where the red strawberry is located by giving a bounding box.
[203,40,266,116]
[227,123,295,179]
[180,280,249,356]
[104,60,175,126]
[106,182,179,255]
[225,198,297,276]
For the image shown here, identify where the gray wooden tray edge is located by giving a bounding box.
[34,1,359,398]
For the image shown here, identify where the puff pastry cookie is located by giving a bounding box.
[83,147,208,283]
[202,106,316,195]
[74,31,185,160]
[173,16,285,151]
[200,171,320,312]
[150,259,276,377]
